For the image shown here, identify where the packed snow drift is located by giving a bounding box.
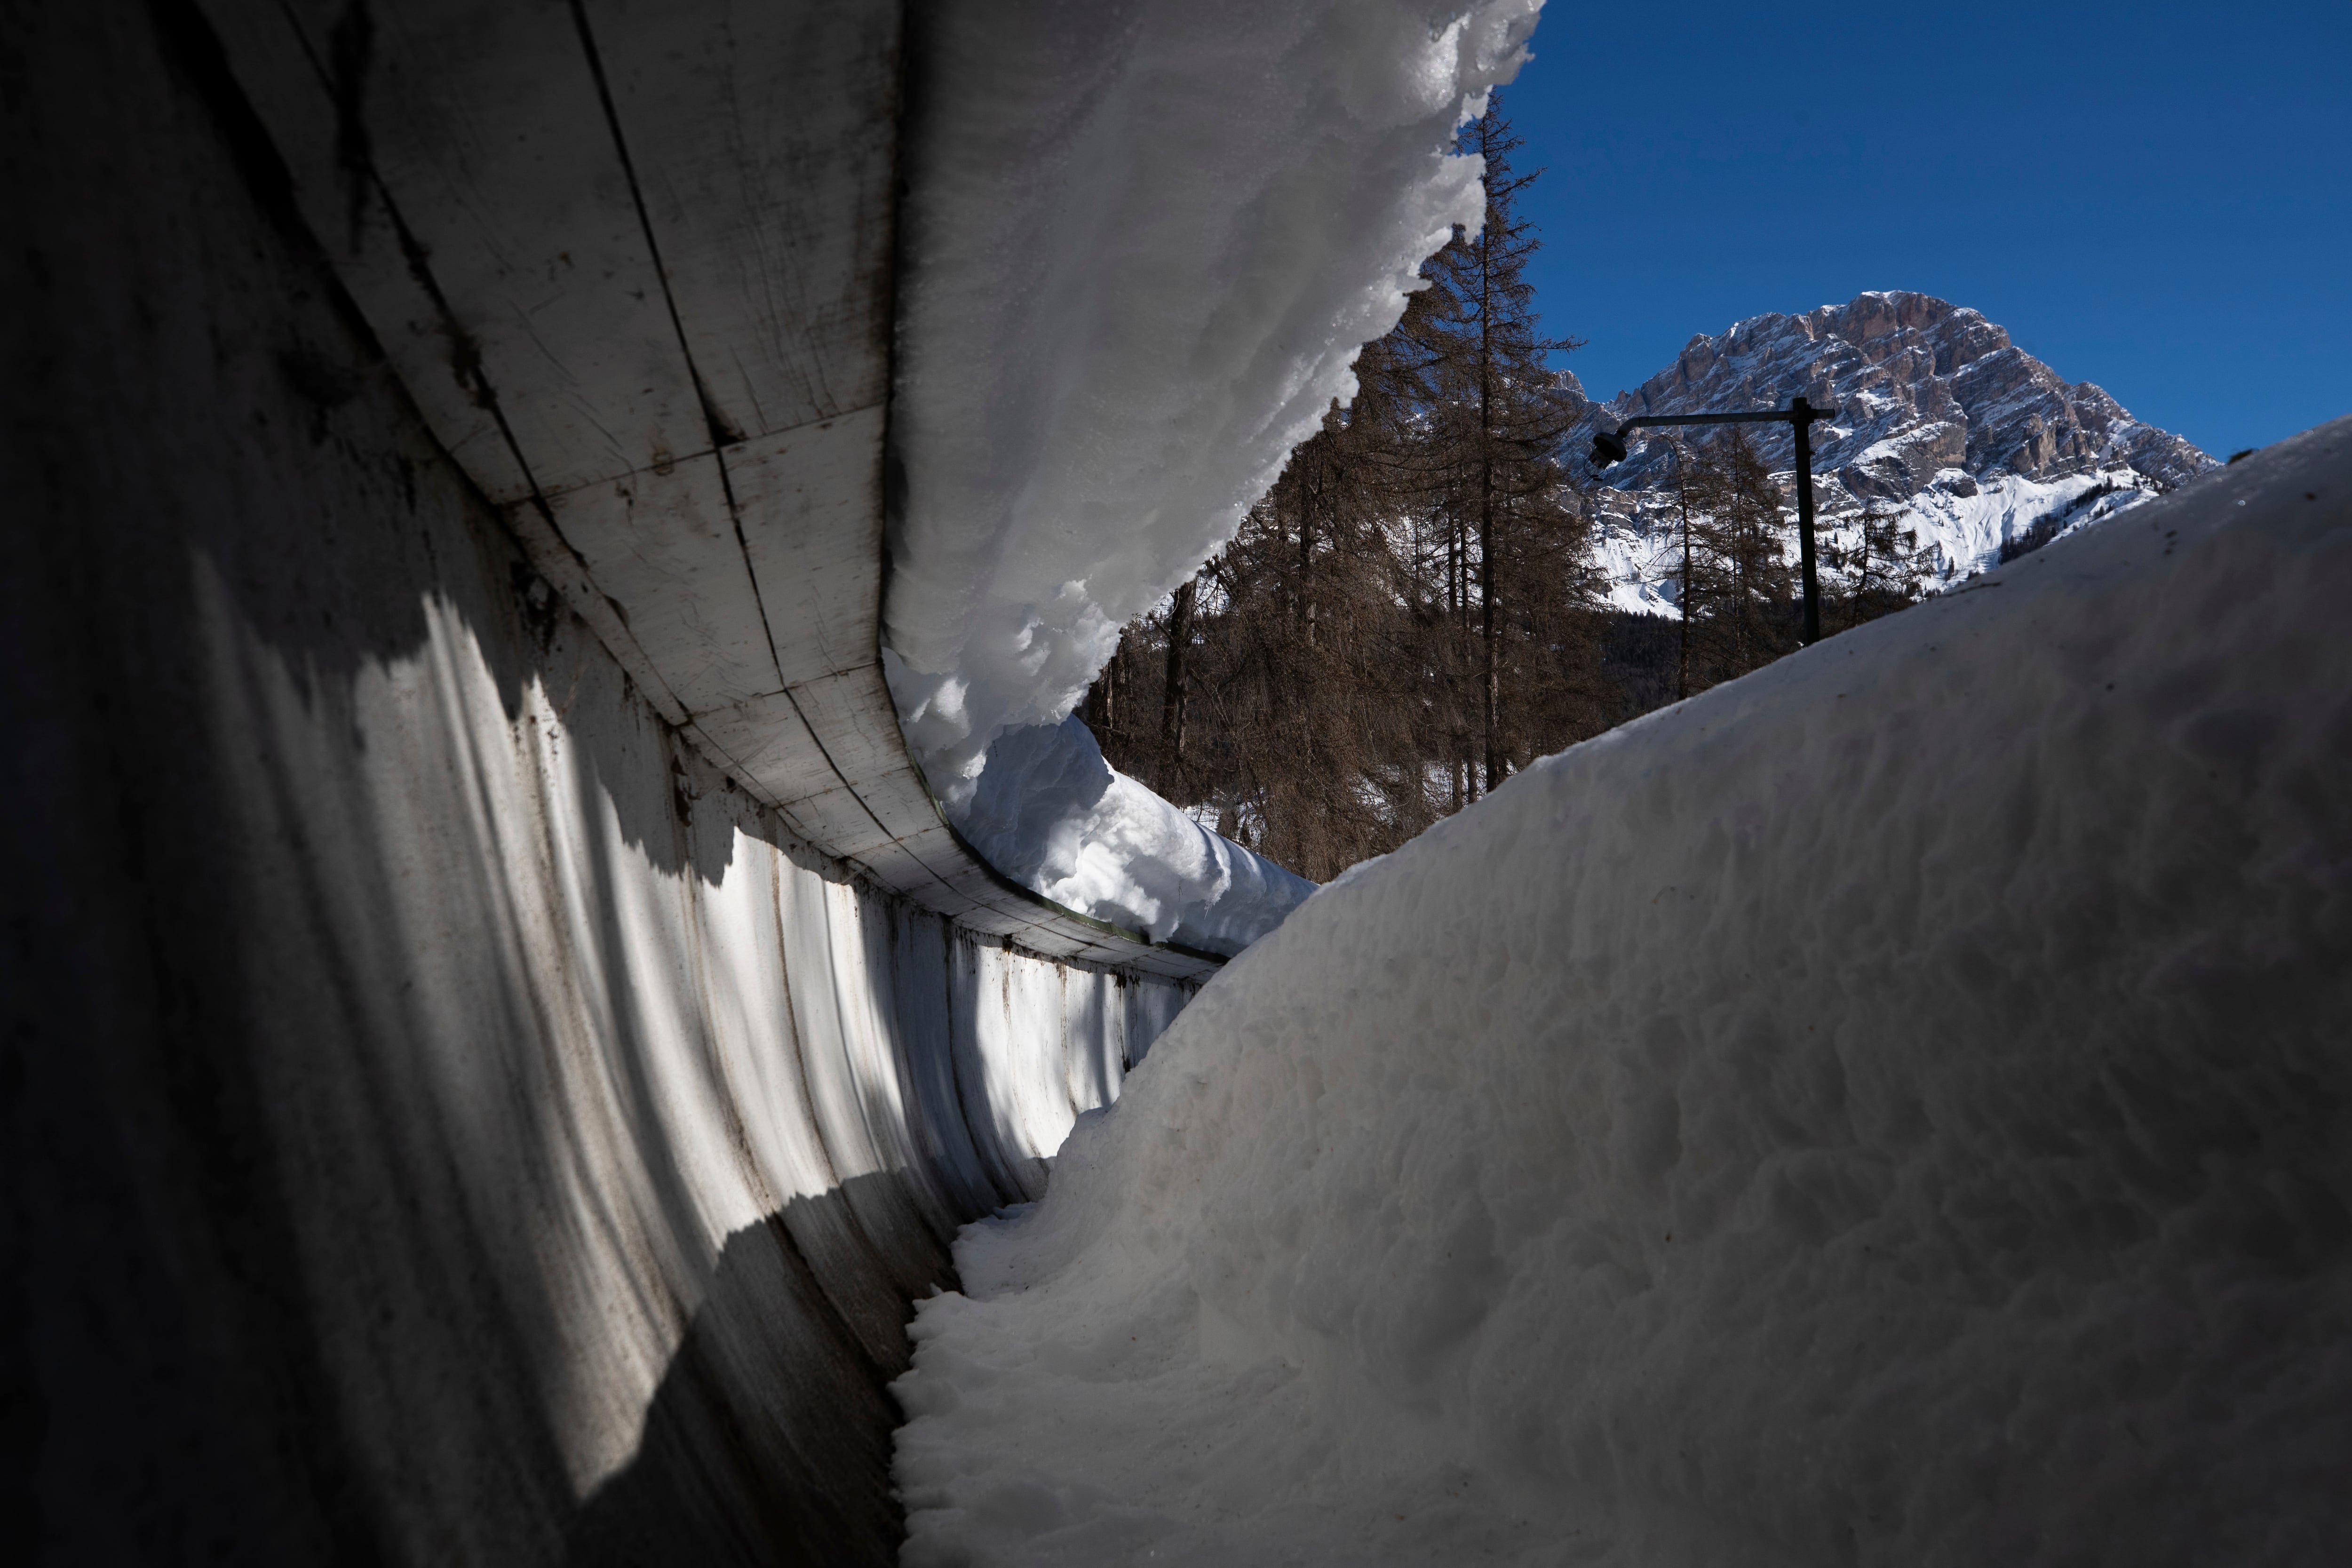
[954,717,1315,957]
[884,0,1544,947]
[893,423,2352,1563]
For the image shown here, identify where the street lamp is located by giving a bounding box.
[1589,396,1837,645]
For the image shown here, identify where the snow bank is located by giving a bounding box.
[885,0,1544,940]
[958,717,1315,955]
[893,422,2352,1564]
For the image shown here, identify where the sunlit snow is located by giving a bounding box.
[892,424,2352,1564]
[1593,465,2167,616]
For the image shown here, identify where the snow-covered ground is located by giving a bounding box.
[1593,466,2166,616]
[885,0,1545,946]
[892,423,2352,1563]
[1898,465,2158,580]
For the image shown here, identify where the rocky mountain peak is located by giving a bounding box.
[1570,290,2213,503]
[1567,292,2220,610]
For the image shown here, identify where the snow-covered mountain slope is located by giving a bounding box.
[892,418,2352,1568]
[1571,290,2220,609]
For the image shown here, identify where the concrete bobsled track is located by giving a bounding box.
[3,2,1196,1562]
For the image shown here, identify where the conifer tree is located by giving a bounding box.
[1158,573,1198,775]
[1419,92,1595,790]
[1685,426,1797,686]
[1089,92,1613,879]
[1827,501,1930,629]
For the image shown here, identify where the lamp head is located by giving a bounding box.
[1589,428,1628,467]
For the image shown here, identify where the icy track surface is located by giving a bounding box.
[893,422,2352,1565]
[884,0,1543,945]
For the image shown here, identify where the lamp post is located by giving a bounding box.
[1590,396,1837,645]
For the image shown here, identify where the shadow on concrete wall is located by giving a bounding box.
[114,0,750,891]
[0,5,1052,1563]
[565,1179,944,1568]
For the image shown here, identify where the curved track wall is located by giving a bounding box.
[183,0,1223,978]
[2,5,1187,1562]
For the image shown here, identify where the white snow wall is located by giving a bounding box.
[0,7,1188,1565]
[882,0,1542,947]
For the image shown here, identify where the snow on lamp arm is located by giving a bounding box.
[1590,396,1839,645]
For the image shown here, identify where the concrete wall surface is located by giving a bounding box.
[181,0,1220,976]
[1,4,1187,1562]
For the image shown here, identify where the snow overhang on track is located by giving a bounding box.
[197,0,1218,979]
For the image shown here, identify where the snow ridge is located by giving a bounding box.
[893,420,2352,1567]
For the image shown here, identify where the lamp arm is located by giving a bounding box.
[1610,401,1837,436]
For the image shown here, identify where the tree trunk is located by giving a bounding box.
[1298,462,1317,651]
[1479,462,1498,790]
[1732,466,1750,669]
[1085,662,1111,734]
[1477,217,1501,793]
[1676,446,1693,702]
[1160,575,1196,773]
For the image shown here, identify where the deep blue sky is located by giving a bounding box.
[1499,0,2350,459]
